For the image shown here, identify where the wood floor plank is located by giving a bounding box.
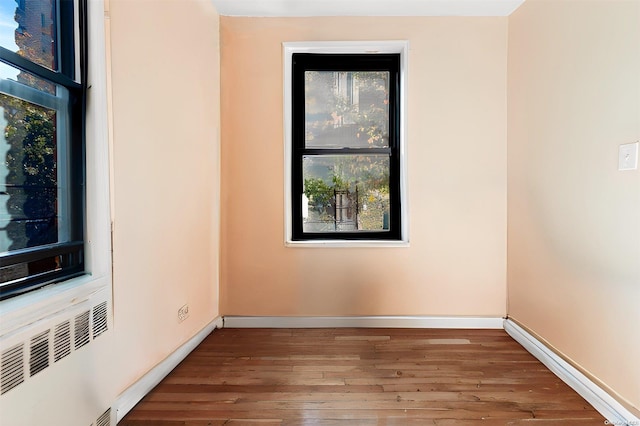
[119,328,605,425]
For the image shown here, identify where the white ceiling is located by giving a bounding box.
[210,0,526,17]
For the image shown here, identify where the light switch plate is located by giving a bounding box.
[618,142,639,171]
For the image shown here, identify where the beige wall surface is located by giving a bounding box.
[0,1,222,425]
[507,0,640,414]
[109,0,221,394]
[220,17,508,317]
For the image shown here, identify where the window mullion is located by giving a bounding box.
[302,148,392,156]
[0,241,82,267]
[0,78,66,111]
[0,49,80,89]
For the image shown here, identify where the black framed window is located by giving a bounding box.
[292,53,401,240]
[0,0,86,299]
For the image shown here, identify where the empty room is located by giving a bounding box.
[0,0,638,424]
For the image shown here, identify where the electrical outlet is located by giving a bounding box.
[178,304,189,322]
[619,142,639,171]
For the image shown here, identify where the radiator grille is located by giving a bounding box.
[29,330,50,377]
[1,343,24,394]
[96,408,111,426]
[93,301,108,338]
[0,299,109,395]
[74,310,91,349]
[53,321,72,362]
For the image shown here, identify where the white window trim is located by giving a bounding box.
[0,0,112,336]
[283,41,410,247]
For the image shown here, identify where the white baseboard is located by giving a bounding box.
[223,315,504,329]
[113,316,223,423]
[504,319,639,426]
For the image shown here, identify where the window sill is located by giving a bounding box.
[0,273,110,337]
[285,239,409,248]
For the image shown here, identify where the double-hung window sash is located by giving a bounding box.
[0,0,86,299]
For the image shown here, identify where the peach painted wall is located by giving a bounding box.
[507,0,640,415]
[0,1,222,424]
[220,17,507,317]
[109,0,221,392]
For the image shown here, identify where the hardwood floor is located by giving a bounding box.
[119,328,605,425]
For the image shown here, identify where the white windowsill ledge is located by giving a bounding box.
[0,274,109,337]
[285,240,410,248]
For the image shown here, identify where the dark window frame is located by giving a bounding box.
[291,53,402,241]
[0,0,87,300]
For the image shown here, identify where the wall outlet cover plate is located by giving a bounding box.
[618,142,639,171]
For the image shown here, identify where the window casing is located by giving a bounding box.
[0,0,86,300]
[286,43,408,244]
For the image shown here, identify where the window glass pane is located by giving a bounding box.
[302,154,390,232]
[0,90,68,253]
[305,71,389,149]
[0,0,82,298]
[0,0,58,71]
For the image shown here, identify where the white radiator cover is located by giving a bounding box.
[0,285,114,425]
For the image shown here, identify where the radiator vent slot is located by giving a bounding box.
[96,408,111,426]
[74,310,91,349]
[1,343,24,394]
[53,321,71,362]
[92,301,108,338]
[29,330,50,377]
